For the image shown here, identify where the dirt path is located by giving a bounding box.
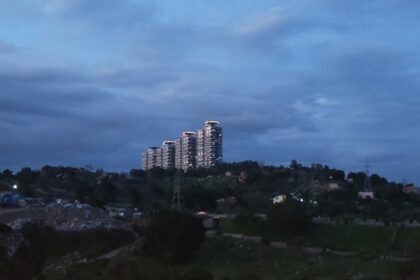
[96,244,133,260]
[222,233,412,261]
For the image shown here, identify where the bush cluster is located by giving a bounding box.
[143,210,205,263]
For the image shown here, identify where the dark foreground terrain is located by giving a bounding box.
[41,237,418,280]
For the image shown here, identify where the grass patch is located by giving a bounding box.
[392,227,420,257]
[196,237,399,280]
[43,260,108,280]
[298,224,393,254]
[221,218,420,257]
[42,228,136,259]
[43,237,404,280]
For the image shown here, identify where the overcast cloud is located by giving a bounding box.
[0,0,419,183]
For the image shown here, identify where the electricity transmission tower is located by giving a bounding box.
[363,162,372,191]
[171,171,183,211]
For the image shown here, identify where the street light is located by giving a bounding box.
[13,184,18,190]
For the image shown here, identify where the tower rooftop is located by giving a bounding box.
[205,120,220,125]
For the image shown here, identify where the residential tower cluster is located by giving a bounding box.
[142,121,223,170]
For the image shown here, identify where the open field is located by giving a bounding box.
[43,237,408,280]
[221,218,420,257]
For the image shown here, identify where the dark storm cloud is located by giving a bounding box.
[95,65,179,89]
[0,0,420,182]
[0,67,102,117]
[331,49,420,98]
[0,67,88,86]
[0,66,133,168]
[0,63,194,171]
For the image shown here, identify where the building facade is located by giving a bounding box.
[181,131,197,170]
[141,121,223,170]
[141,153,148,170]
[203,121,223,168]
[161,141,176,169]
[155,147,162,167]
[141,147,160,170]
[196,129,205,167]
[175,139,182,169]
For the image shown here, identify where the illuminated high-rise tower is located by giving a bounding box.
[161,141,176,169]
[174,139,182,169]
[202,121,223,167]
[196,128,205,167]
[180,131,197,170]
[141,121,222,170]
[142,147,160,169]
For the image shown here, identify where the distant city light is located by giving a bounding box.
[12,184,18,190]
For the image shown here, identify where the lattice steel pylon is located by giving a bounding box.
[171,171,184,211]
[363,162,372,191]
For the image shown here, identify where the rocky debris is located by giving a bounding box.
[43,251,84,275]
[0,225,24,256]
[4,203,128,231]
[202,217,214,229]
[205,230,217,237]
[270,241,288,249]
[7,218,34,230]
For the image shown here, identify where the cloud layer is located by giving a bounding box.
[0,0,420,183]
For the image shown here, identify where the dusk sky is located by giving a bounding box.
[1,1,420,183]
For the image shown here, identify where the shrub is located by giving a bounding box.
[260,236,270,245]
[106,255,213,280]
[266,199,312,236]
[106,256,148,280]
[131,224,145,237]
[234,269,261,280]
[143,210,205,263]
[233,211,260,225]
[0,245,10,276]
[180,267,214,280]
[398,256,420,280]
[0,223,13,234]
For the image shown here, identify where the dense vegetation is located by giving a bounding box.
[1,161,419,222]
[143,210,205,263]
[2,161,420,279]
[39,236,420,280]
[0,223,135,280]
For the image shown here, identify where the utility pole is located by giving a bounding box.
[171,171,183,211]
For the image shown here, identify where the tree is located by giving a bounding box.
[183,184,216,211]
[16,168,38,196]
[290,159,301,169]
[106,255,213,280]
[0,245,10,279]
[129,169,147,179]
[347,172,366,190]
[329,169,345,181]
[143,210,205,263]
[100,181,117,204]
[317,189,358,218]
[16,167,37,184]
[128,186,142,207]
[0,224,13,274]
[5,223,57,280]
[2,169,13,178]
[266,199,312,236]
[398,256,420,280]
[241,192,271,212]
[371,174,388,187]
[75,183,94,203]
